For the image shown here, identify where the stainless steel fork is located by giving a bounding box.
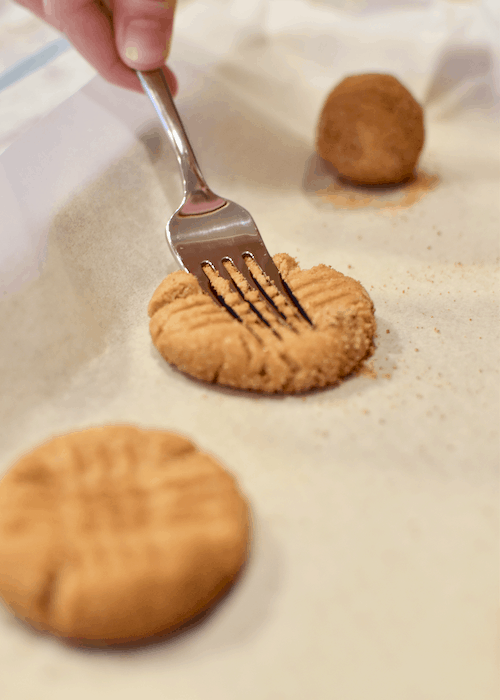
[137,68,311,327]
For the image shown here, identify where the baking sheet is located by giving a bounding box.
[0,2,499,698]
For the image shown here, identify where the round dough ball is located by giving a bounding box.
[0,425,250,645]
[316,73,425,185]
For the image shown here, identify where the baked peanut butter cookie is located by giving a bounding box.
[149,253,376,393]
[0,426,249,645]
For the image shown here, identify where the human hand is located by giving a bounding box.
[16,0,177,93]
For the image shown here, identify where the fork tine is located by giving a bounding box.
[247,249,289,300]
[195,261,214,297]
[245,249,313,325]
[227,256,288,328]
[202,259,271,328]
[199,261,245,322]
[218,258,282,330]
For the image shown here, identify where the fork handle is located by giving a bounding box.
[137,69,226,215]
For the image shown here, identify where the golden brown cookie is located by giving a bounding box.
[148,253,376,393]
[0,426,249,645]
[317,73,425,185]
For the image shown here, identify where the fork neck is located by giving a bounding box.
[137,69,226,216]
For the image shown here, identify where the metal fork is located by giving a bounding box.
[137,68,311,327]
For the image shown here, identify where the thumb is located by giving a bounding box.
[114,0,176,70]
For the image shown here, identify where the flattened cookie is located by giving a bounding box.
[149,253,376,393]
[0,426,249,644]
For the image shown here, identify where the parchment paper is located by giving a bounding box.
[0,2,498,699]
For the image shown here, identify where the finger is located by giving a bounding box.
[51,0,176,93]
[13,0,177,93]
[113,0,176,71]
[41,0,140,89]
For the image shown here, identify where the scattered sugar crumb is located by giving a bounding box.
[359,361,377,379]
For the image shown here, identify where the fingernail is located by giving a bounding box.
[124,19,169,66]
[125,46,139,62]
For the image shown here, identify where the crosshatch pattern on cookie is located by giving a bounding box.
[0,426,250,644]
[148,253,376,393]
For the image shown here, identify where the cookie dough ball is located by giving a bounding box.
[0,426,250,645]
[317,73,425,185]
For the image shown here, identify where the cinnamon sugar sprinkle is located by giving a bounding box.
[317,170,440,212]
